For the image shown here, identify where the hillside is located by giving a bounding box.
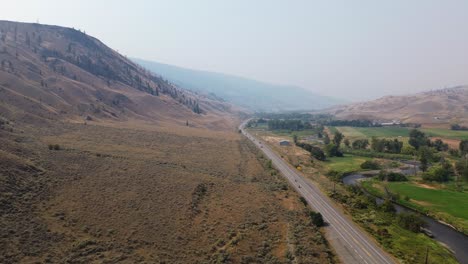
[0,20,239,130]
[0,21,335,263]
[133,58,342,112]
[328,86,468,125]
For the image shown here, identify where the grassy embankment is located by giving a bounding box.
[362,180,468,234]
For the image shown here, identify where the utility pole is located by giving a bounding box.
[425,247,429,264]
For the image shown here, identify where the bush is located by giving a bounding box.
[326,170,344,181]
[310,147,326,161]
[296,141,326,161]
[299,197,308,206]
[360,160,381,170]
[48,144,61,150]
[352,139,369,149]
[396,212,425,232]
[378,171,407,182]
[309,211,324,227]
[422,165,450,182]
[325,143,343,157]
[379,199,396,213]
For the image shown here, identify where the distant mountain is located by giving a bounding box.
[328,86,468,125]
[0,21,237,128]
[133,58,342,112]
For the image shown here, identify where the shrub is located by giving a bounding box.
[309,211,324,227]
[360,160,381,170]
[396,212,425,232]
[352,139,369,149]
[378,171,407,182]
[299,197,308,206]
[48,144,61,150]
[422,165,450,182]
[379,199,396,213]
[325,143,343,157]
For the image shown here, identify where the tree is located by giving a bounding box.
[455,158,468,182]
[409,129,430,149]
[423,165,450,182]
[371,137,403,153]
[193,103,201,114]
[361,160,381,170]
[380,199,396,213]
[309,211,324,227]
[352,139,369,149]
[344,138,350,148]
[323,132,330,145]
[433,139,449,152]
[397,212,425,232]
[333,131,344,146]
[371,137,384,152]
[460,140,468,155]
[310,147,326,161]
[418,146,433,172]
[293,134,298,144]
[325,144,343,157]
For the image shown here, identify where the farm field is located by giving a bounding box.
[362,180,468,234]
[333,126,410,139]
[272,129,319,137]
[333,126,468,142]
[325,155,370,173]
[421,128,468,140]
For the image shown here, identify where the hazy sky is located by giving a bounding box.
[2,0,468,100]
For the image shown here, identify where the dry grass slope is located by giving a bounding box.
[329,86,468,125]
[0,120,336,263]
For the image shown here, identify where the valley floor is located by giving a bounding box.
[0,120,336,263]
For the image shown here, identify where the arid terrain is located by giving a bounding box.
[328,86,468,126]
[0,120,336,263]
[0,21,335,263]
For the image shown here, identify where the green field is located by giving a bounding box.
[326,155,370,173]
[388,182,468,219]
[422,128,468,140]
[333,126,468,141]
[271,129,318,137]
[335,126,411,139]
[362,180,468,234]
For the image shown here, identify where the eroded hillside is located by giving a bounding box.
[329,86,468,126]
[0,20,239,129]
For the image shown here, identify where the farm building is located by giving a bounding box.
[279,140,291,146]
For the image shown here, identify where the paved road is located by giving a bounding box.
[240,121,396,264]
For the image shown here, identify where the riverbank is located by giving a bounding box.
[344,173,468,264]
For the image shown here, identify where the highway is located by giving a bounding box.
[240,120,396,264]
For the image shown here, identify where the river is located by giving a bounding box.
[342,169,468,264]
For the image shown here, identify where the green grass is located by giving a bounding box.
[271,129,318,137]
[335,126,411,139]
[422,128,468,140]
[326,155,370,173]
[334,126,468,140]
[339,183,459,264]
[326,126,338,134]
[362,180,468,234]
[387,182,468,220]
[385,224,458,264]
